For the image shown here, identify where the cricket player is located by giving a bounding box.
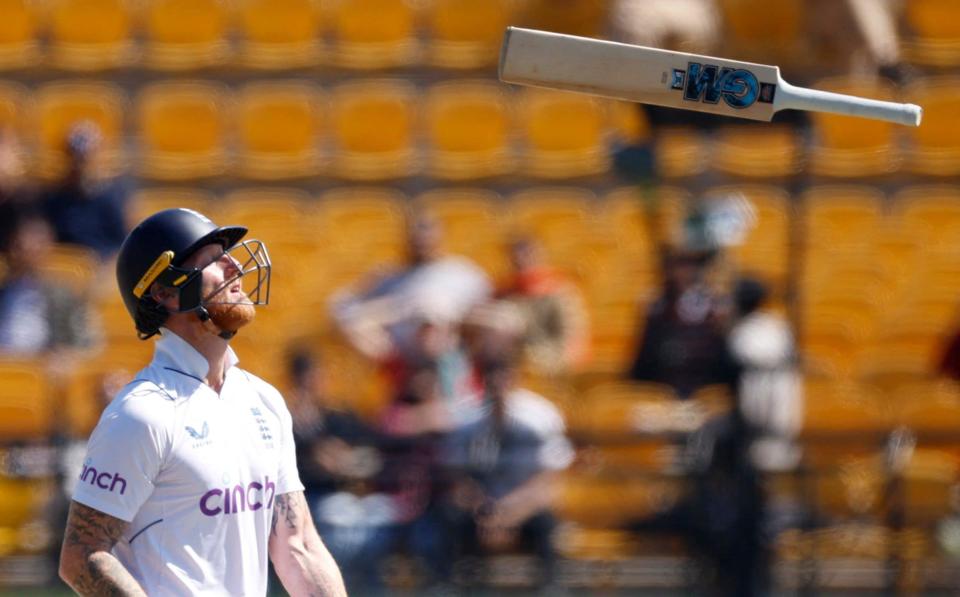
[58,208,346,596]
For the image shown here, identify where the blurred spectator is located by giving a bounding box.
[627,247,735,398]
[283,348,394,594]
[441,334,574,589]
[330,210,491,364]
[41,121,129,258]
[377,363,458,589]
[497,237,590,377]
[611,0,721,54]
[938,320,960,382]
[810,0,904,78]
[0,211,98,357]
[0,126,35,250]
[727,276,802,473]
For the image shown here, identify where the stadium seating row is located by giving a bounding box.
[0,78,643,181]
[0,0,957,73]
[4,75,958,181]
[0,0,607,72]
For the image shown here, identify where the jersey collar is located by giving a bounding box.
[155,328,240,383]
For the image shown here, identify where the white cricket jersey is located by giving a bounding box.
[72,329,304,596]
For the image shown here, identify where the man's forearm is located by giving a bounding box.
[278,540,346,597]
[271,492,347,597]
[62,550,146,597]
[60,501,146,597]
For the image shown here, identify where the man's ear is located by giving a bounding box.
[149,284,179,311]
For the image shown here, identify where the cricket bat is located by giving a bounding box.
[499,27,922,127]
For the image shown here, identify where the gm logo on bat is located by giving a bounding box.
[670,62,777,108]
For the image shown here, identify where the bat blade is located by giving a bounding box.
[500,27,922,126]
[500,26,779,122]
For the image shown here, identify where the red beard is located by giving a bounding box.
[206,298,256,332]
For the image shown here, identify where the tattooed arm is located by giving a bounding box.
[268,491,346,597]
[59,501,146,596]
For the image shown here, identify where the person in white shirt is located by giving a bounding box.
[330,210,491,363]
[58,208,346,596]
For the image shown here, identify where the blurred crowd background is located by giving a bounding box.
[0,0,959,595]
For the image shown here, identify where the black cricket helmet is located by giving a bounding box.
[116,208,271,339]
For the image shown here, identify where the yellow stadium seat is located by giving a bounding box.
[143,0,231,70]
[0,476,55,554]
[414,188,504,257]
[47,0,135,71]
[507,187,596,267]
[891,185,960,259]
[329,79,417,180]
[315,340,391,419]
[0,0,40,69]
[0,359,52,441]
[518,88,610,179]
[901,0,960,67]
[0,81,25,133]
[406,189,508,277]
[717,0,807,67]
[558,474,682,530]
[808,77,902,178]
[62,355,136,436]
[803,185,885,252]
[570,381,711,437]
[799,299,879,357]
[801,328,861,379]
[237,0,322,69]
[317,187,407,269]
[220,188,316,244]
[40,244,99,298]
[423,80,513,180]
[856,334,942,384]
[654,127,708,179]
[33,80,126,180]
[136,81,229,180]
[325,0,418,70]
[898,449,960,532]
[129,188,215,226]
[886,378,960,436]
[712,125,801,178]
[597,186,661,263]
[423,0,515,69]
[236,82,322,180]
[905,77,960,176]
[519,0,607,38]
[95,290,136,340]
[801,378,891,442]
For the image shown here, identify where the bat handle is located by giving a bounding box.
[777,80,922,127]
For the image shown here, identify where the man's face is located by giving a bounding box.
[407,216,442,264]
[184,243,256,332]
[7,219,53,273]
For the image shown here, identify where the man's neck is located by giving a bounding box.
[164,319,230,393]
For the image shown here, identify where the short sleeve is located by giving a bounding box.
[71,390,169,522]
[275,399,305,495]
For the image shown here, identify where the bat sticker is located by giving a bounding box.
[671,62,774,109]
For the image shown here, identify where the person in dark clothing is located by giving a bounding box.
[627,247,736,397]
[0,210,98,357]
[41,121,129,258]
[284,348,392,595]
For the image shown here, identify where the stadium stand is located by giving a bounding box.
[2,2,960,593]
